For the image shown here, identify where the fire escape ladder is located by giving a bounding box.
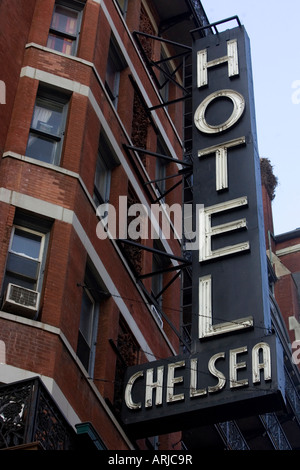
[132,31,192,111]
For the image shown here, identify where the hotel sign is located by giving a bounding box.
[121,26,285,437]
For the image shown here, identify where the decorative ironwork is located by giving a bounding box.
[0,377,77,450]
[217,421,249,450]
[260,413,291,450]
[188,0,211,33]
[285,367,300,424]
[0,380,32,448]
[34,382,75,450]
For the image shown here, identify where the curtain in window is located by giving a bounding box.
[47,34,73,55]
[31,106,52,131]
[26,99,64,165]
[51,6,78,35]
[48,6,78,55]
[27,106,52,153]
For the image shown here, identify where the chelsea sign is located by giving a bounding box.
[121,25,285,437]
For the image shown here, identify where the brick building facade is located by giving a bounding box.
[0,0,300,451]
[261,159,300,354]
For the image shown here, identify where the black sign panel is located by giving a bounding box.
[122,335,284,437]
[121,25,285,437]
[192,26,270,350]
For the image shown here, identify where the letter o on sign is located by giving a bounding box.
[194,89,245,134]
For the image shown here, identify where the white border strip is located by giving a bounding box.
[276,244,300,257]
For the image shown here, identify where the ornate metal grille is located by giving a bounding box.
[217,421,249,450]
[0,380,32,448]
[0,377,76,450]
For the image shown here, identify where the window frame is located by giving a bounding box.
[155,155,167,201]
[155,138,169,202]
[47,1,84,56]
[115,0,128,17]
[93,132,119,207]
[76,263,108,378]
[77,286,99,376]
[4,225,47,294]
[93,152,112,207]
[158,48,172,104]
[26,87,69,166]
[105,37,127,108]
[151,252,164,308]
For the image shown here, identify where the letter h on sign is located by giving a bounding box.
[197,39,239,88]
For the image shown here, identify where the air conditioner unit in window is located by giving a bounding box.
[151,304,163,329]
[2,283,40,319]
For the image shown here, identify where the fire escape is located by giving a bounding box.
[119,0,211,354]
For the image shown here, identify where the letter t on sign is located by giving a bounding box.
[198,137,246,191]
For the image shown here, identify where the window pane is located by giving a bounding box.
[155,158,166,197]
[105,40,124,105]
[31,100,64,136]
[51,5,78,36]
[116,0,127,14]
[6,253,40,281]
[3,274,36,292]
[47,33,74,55]
[26,133,58,164]
[26,95,66,165]
[11,229,41,260]
[94,155,111,203]
[77,331,90,371]
[106,59,118,96]
[152,254,164,307]
[79,290,94,346]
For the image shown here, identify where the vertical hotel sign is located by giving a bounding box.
[121,25,285,437]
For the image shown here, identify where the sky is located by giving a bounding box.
[201,0,300,235]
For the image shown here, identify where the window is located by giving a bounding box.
[105,37,126,108]
[1,210,51,312]
[93,154,111,207]
[5,227,45,293]
[76,264,107,376]
[155,139,168,202]
[26,87,69,165]
[158,49,172,104]
[152,252,164,309]
[77,288,98,375]
[115,0,128,16]
[151,242,170,310]
[155,156,167,201]
[93,133,118,207]
[47,1,83,56]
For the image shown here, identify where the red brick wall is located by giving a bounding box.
[3,77,38,156]
[275,274,300,341]
[0,0,36,154]
[276,243,300,273]
[0,203,15,285]
[27,0,55,47]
